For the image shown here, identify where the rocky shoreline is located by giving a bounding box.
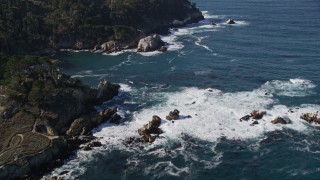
[0,56,122,179]
[0,3,204,179]
[54,10,204,55]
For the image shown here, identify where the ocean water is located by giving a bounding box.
[44,0,320,179]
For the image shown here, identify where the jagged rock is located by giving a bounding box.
[240,115,251,122]
[101,41,120,52]
[226,19,236,24]
[93,45,101,51]
[251,110,267,120]
[99,108,121,124]
[96,79,120,103]
[137,35,165,52]
[66,113,103,137]
[250,120,259,126]
[82,141,102,151]
[211,22,217,26]
[166,109,180,120]
[138,115,163,143]
[271,117,292,124]
[300,112,320,124]
[158,46,167,52]
[110,113,121,124]
[99,108,117,120]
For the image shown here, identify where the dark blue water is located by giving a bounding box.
[45,0,320,179]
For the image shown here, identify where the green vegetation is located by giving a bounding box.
[0,54,82,105]
[0,0,201,54]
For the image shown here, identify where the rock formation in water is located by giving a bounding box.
[137,35,165,52]
[166,109,180,120]
[138,116,163,143]
[300,112,320,124]
[226,19,236,24]
[240,110,267,122]
[271,116,292,124]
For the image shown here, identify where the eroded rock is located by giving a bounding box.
[137,35,165,52]
[251,110,267,120]
[271,116,292,124]
[138,115,163,143]
[300,112,320,124]
[101,40,120,52]
[166,109,180,120]
[240,115,251,122]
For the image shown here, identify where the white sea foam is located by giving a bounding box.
[60,49,90,53]
[195,36,214,52]
[42,80,320,179]
[202,11,226,19]
[102,49,136,56]
[194,69,212,76]
[161,33,185,52]
[71,73,110,78]
[93,79,319,147]
[223,20,249,26]
[261,78,316,97]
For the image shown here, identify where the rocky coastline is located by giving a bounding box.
[0,1,204,179]
[61,10,204,54]
[0,56,121,179]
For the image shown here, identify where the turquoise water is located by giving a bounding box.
[46,0,320,179]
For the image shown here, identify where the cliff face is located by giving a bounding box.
[0,55,120,179]
[0,0,204,54]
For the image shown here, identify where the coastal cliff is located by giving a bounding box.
[0,0,204,54]
[0,55,120,179]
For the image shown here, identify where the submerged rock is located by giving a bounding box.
[300,112,320,124]
[271,116,292,124]
[166,109,180,120]
[137,35,165,52]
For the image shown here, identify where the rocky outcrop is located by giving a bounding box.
[226,19,236,24]
[0,59,120,179]
[240,115,251,122]
[300,112,320,124]
[240,110,267,122]
[82,141,102,151]
[271,117,292,124]
[100,41,121,53]
[137,35,165,52]
[138,116,163,143]
[251,110,267,120]
[66,113,103,137]
[166,109,180,120]
[95,80,120,104]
